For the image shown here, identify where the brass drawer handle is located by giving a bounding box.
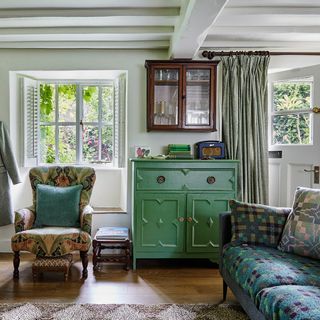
[187,217,193,223]
[207,176,216,184]
[178,217,185,222]
[157,175,166,184]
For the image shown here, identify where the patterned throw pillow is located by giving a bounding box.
[230,200,291,248]
[278,187,320,260]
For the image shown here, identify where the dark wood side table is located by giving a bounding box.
[92,231,131,271]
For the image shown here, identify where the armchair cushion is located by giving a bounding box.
[11,227,91,256]
[230,200,291,248]
[34,184,82,228]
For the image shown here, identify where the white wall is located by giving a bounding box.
[0,48,220,252]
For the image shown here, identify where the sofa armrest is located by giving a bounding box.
[14,207,35,232]
[81,205,93,235]
[219,212,232,273]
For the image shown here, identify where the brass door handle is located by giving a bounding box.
[178,217,185,222]
[187,217,193,222]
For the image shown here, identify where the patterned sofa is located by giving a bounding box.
[220,189,320,320]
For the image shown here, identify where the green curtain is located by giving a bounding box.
[221,54,270,204]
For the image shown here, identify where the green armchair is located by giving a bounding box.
[11,166,96,279]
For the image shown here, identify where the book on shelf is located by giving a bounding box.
[95,227,129,240]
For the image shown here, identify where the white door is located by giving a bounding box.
[268,67,320,207]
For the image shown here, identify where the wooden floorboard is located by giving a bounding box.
[0,253,238,305]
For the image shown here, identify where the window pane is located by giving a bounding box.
[273,82,311,111]
[40,84,55,122]
[101,126,113,162]
[83,86,99,122]
[59,126,76,163]
[40,125,55,163]
[102,86,113,123]
[272,113,311,144]
[82,125,99,162]
[58,85,76,122]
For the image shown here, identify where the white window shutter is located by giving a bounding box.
[113,73,127,168]
[22,77,39,167]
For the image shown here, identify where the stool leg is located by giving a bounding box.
[13,251,20,279]
[80,251,89,279]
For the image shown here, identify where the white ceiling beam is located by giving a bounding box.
[0,34,170,42]
[0,16,178,28]
[227,0,320,7]
[209,26,320,34]
[222,7,320,15]
[0,8,180,18]
[0,0,182,9]
[0,40,169,49]
[0,26,174,35]
[169,0,229,59]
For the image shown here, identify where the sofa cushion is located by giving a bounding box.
[278,187,320,260]
[230,200,291,247]
[256,285,320,320]
[35,184,82,228]
[223,243,320,299]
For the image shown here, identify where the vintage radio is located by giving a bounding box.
[195,141,225,159]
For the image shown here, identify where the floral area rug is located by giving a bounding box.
[0,303,249,320]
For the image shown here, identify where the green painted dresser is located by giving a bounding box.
[131,159,239,269]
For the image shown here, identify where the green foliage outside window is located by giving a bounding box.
[39,83,113,164]
[272,82,311,145]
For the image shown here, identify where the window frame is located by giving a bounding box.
[38,79,115,166]
[270,77,314,146]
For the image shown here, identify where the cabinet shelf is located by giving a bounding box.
[145,60,218,131]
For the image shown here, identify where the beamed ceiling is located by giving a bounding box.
[0,0,320,59]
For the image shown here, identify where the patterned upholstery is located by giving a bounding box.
[278,187,320,260]
[223,243,320,299]
[230,200,291,247]
[11,166,95,257]
[256,285,320,320]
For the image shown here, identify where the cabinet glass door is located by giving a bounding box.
[153,68,179,126]
[185,68,210,126]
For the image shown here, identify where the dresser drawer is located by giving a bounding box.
[136,168,185,190]
[135,167,236,191]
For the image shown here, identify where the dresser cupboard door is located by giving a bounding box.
[186,193,234,253]
[135,193,186,253]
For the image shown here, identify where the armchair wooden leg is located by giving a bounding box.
[223,280,228,301]
[80,251,88,279]
[13,251,20,279]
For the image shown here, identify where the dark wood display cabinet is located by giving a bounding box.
[145,60,218,131]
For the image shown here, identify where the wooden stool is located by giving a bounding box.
[32,254,73,281]
[93,231,131,271]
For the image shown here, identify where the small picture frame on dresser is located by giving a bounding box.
[135,146,151,158]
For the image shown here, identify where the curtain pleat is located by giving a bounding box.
[221,55,270,204]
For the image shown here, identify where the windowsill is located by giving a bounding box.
[92,207,126,214]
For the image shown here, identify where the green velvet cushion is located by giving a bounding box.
[34,184,82,228]
[230,200,291,247]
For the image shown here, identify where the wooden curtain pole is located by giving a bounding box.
[202,50,320,60]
